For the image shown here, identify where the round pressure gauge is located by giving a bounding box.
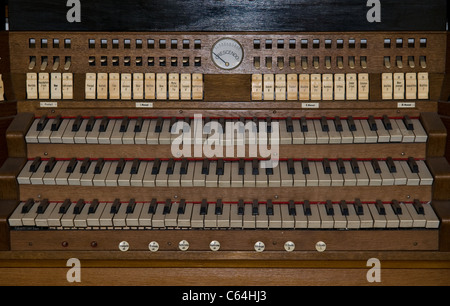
[211,38,244,70]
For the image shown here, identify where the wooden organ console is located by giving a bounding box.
[0,0,449,286]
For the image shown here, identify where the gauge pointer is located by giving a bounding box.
[212,52,229,66]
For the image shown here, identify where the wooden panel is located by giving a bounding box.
[420,112,448,157]
[0,158,26,201]
[5,112,33,158]
[8,0,448,32]
[432,201,450,252]
[426,157,450,200]
[18,185,432,203]
[0,201,19,251]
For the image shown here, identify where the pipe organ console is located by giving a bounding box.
[0,0,449,286]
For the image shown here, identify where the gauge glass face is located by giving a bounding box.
[211,38,244,70]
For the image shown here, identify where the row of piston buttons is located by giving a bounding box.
[117,240,328,252]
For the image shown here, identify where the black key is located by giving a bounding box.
[30,157,42,172]
[126,199,136,214]
[266,167,273,175]
[66,158,78,173]
[237,199,245,215]
[202,159,210,175]
[200,199,208,215]
[266,200,274,216]
[371,159,381,174]
[73,199,85,215]
[88,199,100,214]
[354,198,364,215]
[99,116,109,132]
[94,158,105,174]
[59,199,72,214]
[350,158,360,174]
[413,199,424,215]
[386,157,396,173]
[339,200,349,216]
[152,158,161,175]
[325,200,334,216]
[286,117,294,132]
[178,199,186,214]
[288,200,296,216]
[368,115,378,131]
[163,199,172,215]
[155,117,163,133]
[85,116,96,132]
[252,200,259,215]
[337,158,346,174]
[215,199,223,215]
[44,157,57,173]
[252,159,259,175]
[266,117,272,133]
[130,159,140,175]
[21,199,35,213]
[347,116,356,131]
[322,158,331,174]
[391,200,402,215]
[216,159,224,176]
[301,159,310,175]
[166,159,175,175]
[180,158,188,175]
[37,115,49,131]
[120,117,130,133]
[375,200,386,215]
[134,117,144,133]
[219,117,225,131]
[334,116,343,132]
[320,116,329,132]
[80,158,91,174]
[238,159,245,175]
[407,157,419,173]
[72,115,83,132]
[303,200,311,216]
[115,158,125,175]
[110,199,121,214]
[37,199,50,214]
[403,115,414,131]
[169,117,177,132]
[51,115,62,131]
[300,117,308,132]
[287,159,295,175]
[382,115,392,130]
[148,198,158,214]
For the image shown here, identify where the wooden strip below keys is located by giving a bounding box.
[26,143,427,159]
[19,185,432,203]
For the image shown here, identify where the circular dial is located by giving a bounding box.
[211,38,244,70]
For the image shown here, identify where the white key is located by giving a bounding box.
[135,120,150,144]
[292,120,305,144]
[318,204,334,229]
[355,160,369,186]
[384,204,400,228]
[155,161,169,187]
[294,204,308,228]
[117,161,133,186]
[151,204,165,228]
[37,118,54,143]
[405,203,426,228]
[205,203,218,228]
[191,204,204,228]
[43,159,64,185]
[110,120,124,144]
[340,120,354,144]
[178,203,194,228]
[280,161,293,187]
[218,161,231,188]
[67,161,83,186]
[304,120,317,144]
[138,202,153,228]
[313,120,329,144]
[230,204,243,228]
[193,161,206,187]
[400,161,420,186]
[50,119,70,144]
[268,165,281,187]
[167,162,181,187]
[255,163,268,187]
[164,202,179,227]
[306,162,319,186]
[388,120,403,142]
[330,161,344,186]
[61,119,76,144]
[423,203,440,229]
[122,119,136,144]
[359,204,374,228]
[130,161,147,187]
[142,161,156,187]
[342,161,357,186]
[280,204,295,229]
[412,119,428,143]
[352,120,366,143]
[86,120,102,144]
[254,204,268,228]
[328,120,341,144]
[333,204,347,229]
[98,119,116,144]
[279,120,292,144]
[73,120,88,144]
[317,161,331,187]
[217,203,231,228]
[180,161,195,187]
[74,203,91,228]
[21,202,40,226]
[396,203,413,228]
[92,161,112,187]
[79,161,96,186]
[364,161,382,186]
[105,161,119,186]
[99,203,115,227]
[205,161,218,187]
[146,120,159,145]
[126,202,144,227]
[417,160,433,185]
[293,161,306,186]
[17,161,35,184]
[159,120,172,144]
[360,120,378,143]
[375,119,391,142]
[244,161,256,187]
[86,202,107,227]
[47,202,64,227]
[30,161,46,185]
[25,120,40,143]
[392,161,407,185]
[243,204,256,229]
[378,161,395,186]
[345,204,361,229]
[55,161,70,185]
[368,204,387,228]
[268,204,282,228]
[60,203,77,227]
[396,119,415,143]
[35,202,58,227]
[307,205,321,229]
[231,161,243,187]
